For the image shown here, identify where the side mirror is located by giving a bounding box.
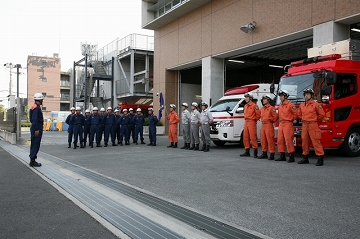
[236,107,244,113]
[325,71,337,84]
[321,85,332,95]
[270,82,275,94]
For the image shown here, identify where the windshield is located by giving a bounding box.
[276,73,326,104]
[210,99,241,112]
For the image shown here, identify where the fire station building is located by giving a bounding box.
[141,0,360,112]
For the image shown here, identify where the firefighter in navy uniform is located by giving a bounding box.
[128,108,136,143]
[147,108,159,146]
[89,107,101,148]
[133,108,145,145]
[104,107,117,147]
[65,107,75,148]
[114,109,121,144]
[297,88,325,166]
[70,107,85,149]
[119,109,130,145]
[99,108,106,145]
[29,93,44,167]
[83,109,91,148]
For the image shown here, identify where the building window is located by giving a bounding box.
[165,3,171,12]
[159,6,165,16]
[42,106,47,111]
[42,61,47,66]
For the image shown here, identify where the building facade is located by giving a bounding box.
[142,0,360,125]
[27,53,72,119]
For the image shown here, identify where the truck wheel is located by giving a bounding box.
[213,141,226,146]
[340,127,360,157]
[239,132,244,148]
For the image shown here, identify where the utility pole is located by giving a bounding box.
[13,64,21,141]
[4,63,14,95]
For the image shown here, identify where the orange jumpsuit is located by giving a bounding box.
[243,101,261,149]
[298,99,325,156]
[260,104,279,153]
[167,111,180,143]
[278,99,297,153]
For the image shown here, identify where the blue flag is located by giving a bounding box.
[158,92,164,120]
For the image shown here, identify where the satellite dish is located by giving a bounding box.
[240,21,256,33]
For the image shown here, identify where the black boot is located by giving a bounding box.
[287,152,295,163]
[189,144,195,150]
[167,142,174,148]
[204,145,210,152]
[29,160,42,167]
[180,143,187,149]
[104,143,108,147]
[80,143,84,148]
[275,152,286,161]
[112,143,117,146]
[68,143,71,148]
[96,143,101,147]
[316,156,324,166]
[194,144,199,150]
[73,143,77,149]
[90,143,93,148]
[258,151,268,159]
[172,142,178,148]
[147,142,153,146]
[135,141,138,145]
[141,141,146,144]
[119,142,123,146]
[253,149,258,158]
[200,144,206,151]
[185,143,190,149]
[125,142,130,145]
[268,153,275,160]
[152,142,156,146]
[83,143,86,148]
[298,155,309,164]
[240,148,250,157]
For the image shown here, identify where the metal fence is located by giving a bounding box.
[0,108,16,133]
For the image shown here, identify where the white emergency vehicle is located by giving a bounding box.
[209,84,276,147]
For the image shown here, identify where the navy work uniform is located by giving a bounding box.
[147,108,159,146]
[104,108,117,146]
[65,107,75,148]
[128,108,136,143]
[133,108,145,145]
[180,103,191,149]
[114,109,121,144]
[89,108,101,148]
[200,102,213,152]
[189,102,201,150]
[83,110,91,147]
[29,93,44,167]
[99,108,106,144]
[70,108,85,149]
[119,109,130,145]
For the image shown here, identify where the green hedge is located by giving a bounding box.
[143,117,163,126]
[21,122,31,127]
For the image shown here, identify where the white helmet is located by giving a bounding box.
[148,107,153,111]
[93,107,99,111]
[100,108,105,112]
[182,103,188,107]
[34,93,44,100]
[85,109,90,113]
[129,108,134,111]
[191,102,198,107]
[114,109,119,113]
[169,104,176,109]
[244,92,254,98]
[70,107,75,111]
[136,108,141,112]
[123,109,128,112]
[201,102,208,106]
[278,90,290,97]
[107,107,112,110]
[76,106,81,111]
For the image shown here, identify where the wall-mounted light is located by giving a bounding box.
[269,64,283,68]
[240,21,256,33]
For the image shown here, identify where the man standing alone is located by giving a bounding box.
[29,93,44,167]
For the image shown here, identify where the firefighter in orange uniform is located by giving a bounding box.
[258,94,279,160]
[275,90,297,162]
[240,92,261,158]
[166,104,180,148]
[297,88,325,166]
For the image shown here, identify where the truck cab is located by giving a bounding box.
[209,84,275,146]
[274,39,360,157]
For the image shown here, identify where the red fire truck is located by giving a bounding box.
[274,39,360,157]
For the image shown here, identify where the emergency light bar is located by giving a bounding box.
[290,54,342,67]
[224,85,259,96]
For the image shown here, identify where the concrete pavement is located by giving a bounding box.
[4,131,360,239]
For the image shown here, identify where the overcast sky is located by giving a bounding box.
[0,0,153,105]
